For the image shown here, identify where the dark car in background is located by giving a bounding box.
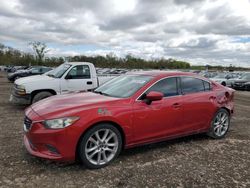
[7,66,53,82]
[232,73,250,90]
[5,66,29,73]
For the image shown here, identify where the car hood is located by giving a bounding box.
[31,92,122,119]
[15,75,55,85]
[234,79,248,83]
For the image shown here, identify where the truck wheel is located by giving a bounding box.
[221,82,226,86]
[207,109,230,139]
[78,123,122,169]
[32,91,53,104]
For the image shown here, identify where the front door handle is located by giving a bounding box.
[87,81,93,85]
[172,103,182,108]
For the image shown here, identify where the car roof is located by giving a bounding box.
[127,71,197,77]
[66,62,93,66]
[127,71,211,82]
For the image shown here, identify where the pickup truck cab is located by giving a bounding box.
[10,62,115,104]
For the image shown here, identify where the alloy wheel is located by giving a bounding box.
[85,129,119,165]
[213,111,229,137]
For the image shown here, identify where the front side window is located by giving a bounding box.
[146,77,179,97]
[95,75,153,98]
[181,77,205,94]
[66,65,91,79]
[240,73,250,80]
[31,68,40,74]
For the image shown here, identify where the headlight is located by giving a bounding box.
[15,85,26,95]
[43,117,79,129]
[15,84,25,89]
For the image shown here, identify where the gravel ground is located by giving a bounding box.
[0,71,250,188]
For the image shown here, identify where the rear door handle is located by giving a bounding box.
[87,81,93,85]
[172,103,182,108]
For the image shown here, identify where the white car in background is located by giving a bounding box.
[210,73,240,87]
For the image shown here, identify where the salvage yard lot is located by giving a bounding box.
[0,71,250,187]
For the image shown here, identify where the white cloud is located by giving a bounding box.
[0,0,250,67]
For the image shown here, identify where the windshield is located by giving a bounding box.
[47,64,71,78]
[240,73,250,80]
[95,75,153,98]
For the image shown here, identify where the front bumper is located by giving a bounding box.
[9,84,31,105]
[24,135,63,160]
[9,93,31,105]
[232,84,245,90]
[23,119,80,162]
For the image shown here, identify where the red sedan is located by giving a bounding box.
[24,71,235,169]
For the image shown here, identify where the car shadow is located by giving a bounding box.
[120,133,208,157]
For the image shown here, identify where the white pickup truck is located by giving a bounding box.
[10,62,116,104]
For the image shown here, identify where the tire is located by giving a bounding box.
[78,124,122,169]
[221,82,226,86]
[207,109,230,139]
[32,91,53,104]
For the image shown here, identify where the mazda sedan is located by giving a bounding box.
[23,71,235,169]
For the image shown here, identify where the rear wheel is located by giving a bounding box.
[207,109,230,139]
[32,91,53,104]
[78,124,122,169]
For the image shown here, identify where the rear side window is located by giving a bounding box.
[146,77,179,97]
[181,77,205,94]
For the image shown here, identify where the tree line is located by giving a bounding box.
[0,42,249,71]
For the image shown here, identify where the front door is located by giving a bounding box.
[60,65,93,94]
[132,77,183,143]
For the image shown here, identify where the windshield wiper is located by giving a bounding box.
[47,74,55,78]
[93,91,110,96]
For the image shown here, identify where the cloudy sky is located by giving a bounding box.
[1,0,250,67]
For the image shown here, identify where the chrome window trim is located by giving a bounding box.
[135,75,211,101]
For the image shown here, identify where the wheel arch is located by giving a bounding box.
[220,107,231,116]
[31,89,57,101]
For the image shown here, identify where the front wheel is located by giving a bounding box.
[32,91,53,104]
[207,109,230,139]
[78,124,122,169]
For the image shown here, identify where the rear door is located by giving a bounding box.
[180,77,216,132]
[60,65,94,93]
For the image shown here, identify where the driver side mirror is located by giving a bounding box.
[144,91,164,105]
[65,74,73,79]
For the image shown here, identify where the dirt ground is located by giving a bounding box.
[0,71,249,188]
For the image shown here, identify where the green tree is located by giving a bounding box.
[29,41,49,65]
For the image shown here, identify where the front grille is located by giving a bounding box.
[24,116,32,131]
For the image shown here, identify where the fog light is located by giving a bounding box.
[46,144,60,155]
